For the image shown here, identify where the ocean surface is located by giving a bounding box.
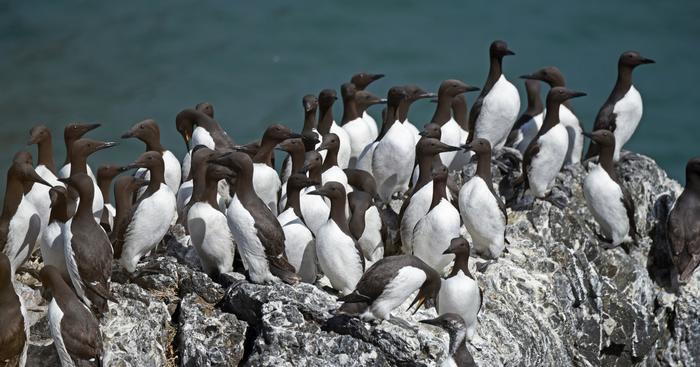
[1,1,698,199]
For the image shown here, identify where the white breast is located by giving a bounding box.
[57,162,96,181]
[362,111,379,141]
[104,203,116,229]
[188,202,235,276]
[412,199,460,273]
[321,166,352,195]
[458,177,506,259]
[279,209,316,283]
[559,105,583,165]
[342,117,373,168]
[400,183,433,254]
[162,150,182,194]
[371,266,427,320]
[439,118,464,168]
[26,165,63,232]
[354,141,378,176]
[5,197,41,274]
[330,122,352,169]
[299,187,330,237]
[120,185,176,273]
[358,206,384,262]
[583,165,630,245]
[372,122,416,202]
[316,220,363,295]
[515,113,544,154]
[474,75,521,150]
[48,299,74,367]
[252,163,281,216]
[611,86,643,161]
[527,124,568,197]
[438,270,481,340]
[404,119,421,146]
[176,180,194,217]
[226,195,277,283]
[40,219,72,282]
[191,126,215,150]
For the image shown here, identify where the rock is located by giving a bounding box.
[178,293,247,366]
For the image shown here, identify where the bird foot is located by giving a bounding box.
[544,192,568,210]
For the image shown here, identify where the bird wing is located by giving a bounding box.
[520,141,541,191]
[466,97,484,143]
[61,307,103,362]
[620,185,638,244]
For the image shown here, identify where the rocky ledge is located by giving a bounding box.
[17,152,700,366]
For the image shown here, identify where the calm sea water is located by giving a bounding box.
[1,1,698,199]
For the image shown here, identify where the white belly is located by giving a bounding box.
[516,113,544,154]
[226,195,277,283]
[474,75,521,150]
[355,141,378,176]
[527,124,568,197]
[279,209,316,283]
[104,203,116,229]
[437,271,481,339]
[400,183,433,254]
[330,122,352,169]
[372,122,416,202]
[559,105,583,165]
[188,202,235,276]
[4,197,41,274]
[371,266,426,320]
[358,206,384,261]
[583,165,630,245]
[458,177,506,258]
[412,199,460,273]
[191,126,215,150]
[342,117,373,168]
[321,165,352,195]
[299,187,330,237]
[120,185,176,273]
[362,111,379,141]
[316,220,363,295]
[439,118,463,168]
[163,150,182,194]
[404,119,421,146]
[57,162,96,181]
[176,179,194,217]
[253,163,281,216]
[40,220,71,283]
[611,86,643,161]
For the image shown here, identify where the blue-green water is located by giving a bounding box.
[1,1,698,197]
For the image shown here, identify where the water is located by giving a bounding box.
[1,1,698,199]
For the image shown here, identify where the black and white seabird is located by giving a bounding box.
[412,164,461,273]
[211,151,300,284]
[420,313,477,367]
[340,83,373,167]
[668,157,700,283]
[1,152,51,274]
[459,138,508,259]
[338,254,440,320]
[508,79,544,153]
[348,190,386,264]
[519,87,586,199]
[396,85,437,145]
[119,151,177,273]
[277,138,307,212]
[318,133,352,195]
[110,175,149,260]
[96,164,122,233]
[350,72,385,140]
[0,253,28,367]
[437,238,483,341]
[299,151,331,237]
[585,51,655,161]
[467,40,520,151]
[187,163,236,280]
[317,89,352,169]
[58,173,113,316]
[176,146,220,223]
[520,66,584,165]
[40,186,75,284]
[41,265,103,366]
[57,123,101,180]
[582,130,638,249]
[354,90,386,143]
[66,138,117,222]
[278,174,318,283]
[122,118,182,194]
[308,182,365,295]
[176,107,235,180]
[26,125,63,238]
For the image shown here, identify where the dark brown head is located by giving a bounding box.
[262,124,302,145]
[58,173,94,200]
[195,102,215,118]
[205,162,235,182]
[303,95,318,113]
[9,152,51,188]
[317,133,340,153]
[619,51,655,68]
[64,123,100,142]
[286,173,319,192]
[71,139,117,160]
[520,66,566,87]
[419,123,442,139]
[404,85,436,103]
[307,181,346,201]
[175,109,200,150]
[416,138,461,157]
[354,91,386,110]
[581,129,615,149]
[340,83,357,102]
[208,151,254,176]
[490,40,515,59]
[302,151,323,173]
[546,87,586,106]
[125,151,164,172]
[443,237,470,256]
[350,72,384,90]
[437,79,480,98]
[685,157,700,190]
[387,86,409,108]
[318,89,338,109]
[463,138,492,156]
[28,125,52,145]
[121,119,161,145]
[276,138,305,155]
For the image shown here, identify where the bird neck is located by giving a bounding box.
[475,151,493,187]
[37,137,56,174]
[97,177,112,205]
[610,64,634,102]
[452,97,468,131]
[448,254,472,278]
[318,105,334,136]
[144,136,165,154]
[321,147,339,171]
[307,166,322,183]
[486,55,504,90]
[289,150,305,175]
[348,205,366,240]
[329,196,350,235]
[1,175,23,220]
[302,108,318,134]
[146,162,165,193]
[75,189,94,219]
[233,167,255,198]
[191,165,208,203]
[597,144,617,180]
[527,90,544,116]
[253,137,276,166]
[285,186,303,218]
[69,151,88,176]
[415,153,436,191]
[341,97,360,125]
[430,178,447,210]
[398,99,411,122]
[430,97,453,126]
[539,100,562,135]
[377,104,399,141]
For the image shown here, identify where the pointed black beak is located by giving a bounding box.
[569,91,587,99]
[505,49,515,56]
[86,123,101,131]
[306,189,325,197]
[286,132,303,140]
[371,74,385,81]
[97,141,118,151]
[121,131,134,139]
[581,131,595,140]
[419,318,439,326]
[641,57,655,64]
[519,74,536,80]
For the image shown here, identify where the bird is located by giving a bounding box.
[26,125,63,240]
[277,138,308,212]
[211,151,300,284]
[176,107,235,180]
[520,66,584,165]
[278,174,318,283]
[110,175,149,259]
[317,89,352,169]
[300,94,322,151]
[40,186,75,284]
[372,86,416,203]
[467,40,520,151]
[0,253,29,367]
[176,146,220,224]
[299,151,331,237]
[350,72,385,141]
[58,173,113,316]
[340,83,374,168]
[41,265,103,367]
[459,138,508,259]
[400,138,461,254]
[452,94,470,134]
[338,254,441,321]
[396,85,437,145]
[429,80,480,170]
[582,130,637,249]
[585,51,655,161]
[96,164,123,233]
[420,313,476,367]
[348,190,385,264]
[119,151,177,273]
[354,90,386,143]
[668,157,700,283]
[519,87,587,200]
[437,238,483,341]
[318,133,353,194]
[344,168,379,200]
[187,163,236,280]
[57,123,101,180]
[122,118,182,194]
[412,163,461,273]
[65,138,117,223]
[308,182,365,295]
[1,152,51,274]
[250,124,302,215]
[508,79,544,153]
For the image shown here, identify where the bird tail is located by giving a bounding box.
[337,301,369,316]
[269,257,301,285]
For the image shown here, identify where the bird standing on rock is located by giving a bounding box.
[26,125,63,240]
[420,313,477,367]
[668,157,700,283]
[278,174,318,283]
[350,72,385,141]
[66,139,117,223]
[0,253,28,367]
[317,89,352,169]
[57,123,101,180]
[508,79,544,153]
